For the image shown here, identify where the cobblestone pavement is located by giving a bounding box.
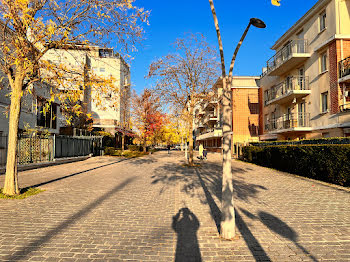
[0,151,349,261]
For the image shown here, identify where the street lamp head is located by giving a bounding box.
[250,18,266,28]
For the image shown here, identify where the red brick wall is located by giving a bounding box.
[330,40,350,114]
[329,41,339,114]
[258,88,263,135]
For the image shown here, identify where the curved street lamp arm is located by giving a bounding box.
[228,22,251,77]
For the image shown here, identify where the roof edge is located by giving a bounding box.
[271,0,332,50]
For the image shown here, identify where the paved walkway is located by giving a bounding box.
[0,151,349,261]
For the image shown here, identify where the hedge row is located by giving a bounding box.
[250,137,350,147]
[242,145,350,186]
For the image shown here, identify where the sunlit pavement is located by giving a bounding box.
[0,151,349,261]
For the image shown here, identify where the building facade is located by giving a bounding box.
[0,82,62,136]
[260,0,350,140]
[194,76,260,154]
[44,46,131,136]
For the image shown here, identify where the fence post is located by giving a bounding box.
[53,134,56,160]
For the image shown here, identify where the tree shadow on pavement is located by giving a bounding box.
[24,158,129,189]
[151,160,271,261]
[151,161,267,203]
[172,207,202,262]
[7,177,136,262]
[240,208,319,262]
[193,168,271,262]
[128,157,157,165]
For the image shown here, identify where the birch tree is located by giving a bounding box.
[208,0,265,239]
[0,0,148,195]
[148,33,219,165]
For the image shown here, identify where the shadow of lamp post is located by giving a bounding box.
[209,0,266,240]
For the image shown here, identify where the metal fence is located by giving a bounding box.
[0,135,103,167]
[18,136,54,165]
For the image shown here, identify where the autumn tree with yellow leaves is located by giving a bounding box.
[0,0,148,195]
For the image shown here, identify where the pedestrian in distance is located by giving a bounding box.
[203,148,207,160]
[198,143,204,160]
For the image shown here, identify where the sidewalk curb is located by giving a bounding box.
[0,156,90,175]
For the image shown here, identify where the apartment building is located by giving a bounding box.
[44,46,131,136]
[194,76,260,153]
[260,0,350,140]
[0,82,62,136]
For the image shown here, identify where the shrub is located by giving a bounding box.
[104,147,115,155]
[250,137,350,147]
[242,145,350,186]
[127,145,143,152]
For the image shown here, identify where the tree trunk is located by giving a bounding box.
[122,132,125,152]
[143,137,147,153]
[220,76,235,239]
[185,135,188,160]
[181,136,184,151]
[3,82,22,196]
[188,108,194,165]
[209,0,235,239]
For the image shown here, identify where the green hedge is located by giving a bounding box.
[242,145,350,186]
[250,137,350,147]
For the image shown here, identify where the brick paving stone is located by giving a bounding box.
[0,152,349,261]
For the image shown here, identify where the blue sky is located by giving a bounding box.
[130,0,318,94]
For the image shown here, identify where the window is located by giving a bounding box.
[321,92,328,113]
[320,52,327,73]
[319,11,326,31]
[248,103,259,114]
[264,90,269,105]
[37,98,57,129]
[100,67,105,72]
[322,132,330,138]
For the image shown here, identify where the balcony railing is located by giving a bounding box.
[266,76,310,104]
[340,102,350,112]
[265,40,309,76]
[203,112,218,124]
[339,56,350,79]
[265,113,310,132]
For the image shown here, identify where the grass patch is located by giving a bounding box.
[0,187,44,199]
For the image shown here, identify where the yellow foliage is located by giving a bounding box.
[271,0,281,6]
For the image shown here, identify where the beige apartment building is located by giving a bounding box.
[44,46,131,136]
[194,76,260,154]
[260,0,350,140]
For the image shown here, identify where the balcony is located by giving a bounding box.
[196,127,222,141]
[265,113,311,133]
[266,76,310,105]
[340,102,350,112]
[203,112,218,124]
[339,56,350,83]
[265,40,311,76]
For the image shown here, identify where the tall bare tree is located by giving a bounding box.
[0,0,148,195]
[148,33,219,165]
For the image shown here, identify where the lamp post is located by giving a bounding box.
[209,0,266,240]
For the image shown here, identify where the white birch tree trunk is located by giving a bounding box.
[220,76,235,239]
